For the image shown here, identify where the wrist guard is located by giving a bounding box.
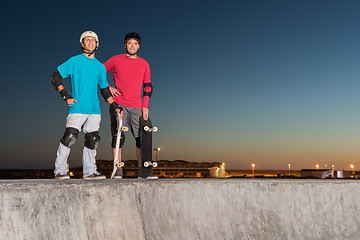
[60,89,72,101]
[110,102,123,113]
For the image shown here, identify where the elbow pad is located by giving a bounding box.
[100,86,112,101]
[143,83,153,97]
[50,71,63,90]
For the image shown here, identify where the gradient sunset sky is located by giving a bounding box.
[2,0,360,170]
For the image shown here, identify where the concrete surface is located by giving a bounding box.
[0,179,359,240]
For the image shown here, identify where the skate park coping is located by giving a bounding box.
[0,178,359,240]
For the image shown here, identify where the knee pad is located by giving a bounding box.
[135,137,141,148]
[60,127,79,148]
[111,132,125,148]
[85,131,100,150]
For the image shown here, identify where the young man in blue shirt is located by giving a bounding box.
[50,31,121,180]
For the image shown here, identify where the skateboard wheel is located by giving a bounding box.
[152,162,158,168]
[117,162,124,168]
[152,127,158,132]
[144,161,150,167]
[144,126,150,132]
[121,126,128,132]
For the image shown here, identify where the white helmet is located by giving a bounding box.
[80,31,99,47]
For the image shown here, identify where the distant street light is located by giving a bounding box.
[350,164,355,177]
[252,163,255,178]
[288,163,291,176]
[154,147,161,161]
[315,164,319,170]
[219,163,226,178]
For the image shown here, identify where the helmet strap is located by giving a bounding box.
[125,48,138,57]
[81,45,97,57]
[126,52,136,57]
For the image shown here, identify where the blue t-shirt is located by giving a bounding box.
[57,54,108,114]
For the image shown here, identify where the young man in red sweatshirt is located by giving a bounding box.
[104,33,156,179]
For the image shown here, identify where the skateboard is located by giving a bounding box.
[139,116,158,178]
[110,112,128,179]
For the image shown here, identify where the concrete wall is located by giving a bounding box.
[0,179,359,240]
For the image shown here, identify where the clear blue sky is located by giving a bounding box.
[2,0,360,170]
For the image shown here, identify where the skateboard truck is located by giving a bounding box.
[117,162,125,168]
[144,161,158,168]
[144,126,158,133]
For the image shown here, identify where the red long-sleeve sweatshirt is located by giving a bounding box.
[104,54,151,109]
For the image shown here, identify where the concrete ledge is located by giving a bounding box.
[0,179,359,240]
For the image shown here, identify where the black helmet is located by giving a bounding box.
[124,32,141,45]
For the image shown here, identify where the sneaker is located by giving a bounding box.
[138,175,158,180]
[83,172,106,180]
[55,173,70,180]
[113,168,123,179]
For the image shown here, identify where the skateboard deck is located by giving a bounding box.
[139,116,158,178]
[110,112,128,179]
